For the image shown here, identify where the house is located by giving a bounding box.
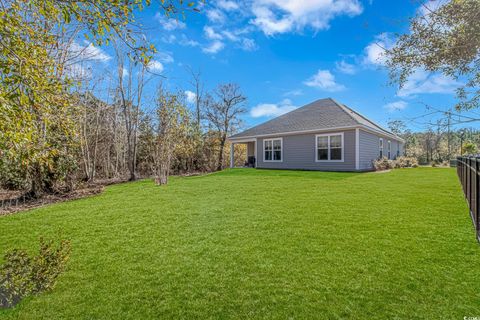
[227,98,404,171]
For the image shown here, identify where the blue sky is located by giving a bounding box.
[73,0,477,132]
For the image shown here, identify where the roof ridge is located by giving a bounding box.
[349,107,393,134]
[328,98,362,125]
[331,98,395,136]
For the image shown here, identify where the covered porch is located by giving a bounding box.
[229,139,257,168]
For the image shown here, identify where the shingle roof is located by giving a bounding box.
[229,98,399,140]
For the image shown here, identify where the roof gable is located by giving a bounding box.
[229,98,397,140]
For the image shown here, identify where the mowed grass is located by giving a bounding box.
[0,168,479,319]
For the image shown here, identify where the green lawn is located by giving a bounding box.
[0,168,479,319]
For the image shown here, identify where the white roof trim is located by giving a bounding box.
[229,125,404,143]
[229,138,256,143]
[229,125,356,141]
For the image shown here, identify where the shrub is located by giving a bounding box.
[431,159,449,167]
[374,156,419,171]
[0,250,33,308]
[373,157,395,171]
[0,238,71,308]
[394,156,418,168]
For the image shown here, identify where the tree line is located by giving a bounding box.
[1,57,248,196]
[389,120,480,164]
[76,79,247,187]
[0,0,250,199]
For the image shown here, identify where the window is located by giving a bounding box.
[387,140,391,159]
[317,136,328,160]
[330,135,342,160]
[264,138,282,161]
[379,138,383,158]
[316,133,344,162]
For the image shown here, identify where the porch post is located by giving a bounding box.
[230,142,234,168]
[254,139,257,168]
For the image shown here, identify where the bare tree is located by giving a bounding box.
[79,93,103,182]
[114,43,147,181]
[153,88,190,185]
[187,66,204,128]
[204,83,247,171]
[186,67,207,171]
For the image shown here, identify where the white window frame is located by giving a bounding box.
[315,132,344,162]
[387,140,391,159]
[379,138,384,158]
[263,138,283,162]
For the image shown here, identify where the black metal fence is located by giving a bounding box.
[457,156,480,241]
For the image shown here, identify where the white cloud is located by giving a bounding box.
[179,34,200,47]
[69,42,111,62]
[185,90,197,104]
[157,52,174,64]
[161,34,177,44]
[251,5,293,35]
[207,9,226,23]
[363,33,394,66]
[383,101,408,112]
[251,0,363,36]
[122,67,129,78]
[240,38,258,51]
[217,0,239,11]
[335,60,356,74]
[397,70,461,97]
[155,13,186,31]
[304,69,345,92]
[205,27,258,51]
[204,26,223,40]
[171,0,363,55]
[202,41,225,54]
[283,89,303,96]
[251,99,297,118]
[147,60,164,73]
[222,30,240,41]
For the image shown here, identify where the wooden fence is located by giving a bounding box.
[457,156,480,242]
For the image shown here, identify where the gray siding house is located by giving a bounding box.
[228,98,404,172]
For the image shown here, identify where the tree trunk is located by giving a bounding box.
[217,136,226,171]
[126,132,137,181]
[155,161,169,185]
[28,164,44,199]
[129,143,137,181]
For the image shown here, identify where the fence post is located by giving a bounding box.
[471,158,474,217]
[476,159,480,240]
[470,158,473,208]
[469,157,472,224]
[460,157,463,191]
[468,158,471,204]
[474,158,478,228]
